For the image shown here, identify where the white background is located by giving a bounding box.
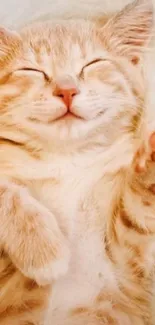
[0,0,133,28]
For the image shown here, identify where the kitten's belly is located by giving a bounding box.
[46,216,116,323]
[33,175,116,323]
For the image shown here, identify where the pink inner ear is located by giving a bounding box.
[0,27,12,38]
[149,132,155,151]
[101,0,153,61]
[0,27,20,44]
[0,28,6,36]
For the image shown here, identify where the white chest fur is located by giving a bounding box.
[38,169,117,324]
[48,215,115,310]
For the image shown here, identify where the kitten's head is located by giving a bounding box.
[0,0,153,147]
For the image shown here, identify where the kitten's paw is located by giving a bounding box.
[134,132,155,173]
[25,242,70,286]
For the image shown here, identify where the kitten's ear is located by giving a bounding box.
[0,27,21,57]
[101,0,153,64]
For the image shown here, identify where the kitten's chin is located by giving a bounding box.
[28,112,105,144]
[48,115,104,143]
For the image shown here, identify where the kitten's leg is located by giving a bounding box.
[0,180,70,285]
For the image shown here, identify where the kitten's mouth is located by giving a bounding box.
[55,111,83,121]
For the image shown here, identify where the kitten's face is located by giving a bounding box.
[0,0,153,144]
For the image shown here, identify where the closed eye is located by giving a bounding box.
[81,58,107,76]
[17,68,50,81]
[84,58,105,68]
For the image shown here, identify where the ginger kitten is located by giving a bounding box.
[0,0,154,324]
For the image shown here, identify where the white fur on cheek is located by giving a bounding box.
[71,79,134,124]
[30,98,67,123]
[71,81,111,120]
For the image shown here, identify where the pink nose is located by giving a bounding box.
[56,87,78,108]
[54,76,78,109]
